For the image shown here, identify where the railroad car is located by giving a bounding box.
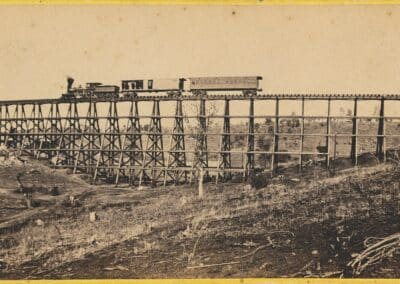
[121,78,185,98]
[188,76,262,96]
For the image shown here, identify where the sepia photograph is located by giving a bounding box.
[0,2,399,281]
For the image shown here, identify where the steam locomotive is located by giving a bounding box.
[61,76,262,100]
[61,78,120,100]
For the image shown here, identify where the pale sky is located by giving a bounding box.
[1,5,400,117]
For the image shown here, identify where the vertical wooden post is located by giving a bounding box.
[326,98,331,168]
[333,134,337,163]
[299,97,305,171]
[116,100,143,186]
[271,98,279,174]
[16,104,28,154]
[190,98,208,184]
[164,99,187,186]
[73,100,101,174]
[93,132,106,183]
[216,99,231,183]
[0,106,3,146]
[376,98,386,161]
[350,98,358,165]
[198,166,204,199]
[139,100,165,187]
[10,105,19,149]
[1,105,10,147]
[245,98,255,178]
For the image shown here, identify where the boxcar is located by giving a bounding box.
[188,76,262,92]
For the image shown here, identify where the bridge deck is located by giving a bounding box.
[1,93,400,105]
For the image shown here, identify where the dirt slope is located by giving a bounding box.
[0,159,399,279]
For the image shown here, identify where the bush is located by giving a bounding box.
[292,119,300,128]
[248,170,268,189]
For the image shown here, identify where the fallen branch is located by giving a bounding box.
[363,236,384,247]
[268,230,295,237]
[250,244,270,263]
[103,265,129,271]
[290,260,313,277]
[320,270,343,278]
[235,244,270,260]
[305,270,343,278]
[187,261,241,269]
[348,232,400,275]
[188,234,202,264]
[235,235,275,261]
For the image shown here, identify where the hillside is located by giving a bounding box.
[0,154,399,279]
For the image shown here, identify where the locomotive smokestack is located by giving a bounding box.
[67,77,74,91]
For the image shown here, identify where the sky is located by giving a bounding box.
[1,4,400,117]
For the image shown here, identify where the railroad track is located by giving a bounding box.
[1,93,400,105]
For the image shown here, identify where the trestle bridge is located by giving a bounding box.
[0,94,398,186]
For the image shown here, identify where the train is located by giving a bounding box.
[61,76,262,100]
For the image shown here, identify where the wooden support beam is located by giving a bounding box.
[299,98,305,171]
[139,100,165,187]
[2,106,11,147]
[93,101,122,183]
[164,99,187,186]
[190,98,209,184]
[2,96,399,186]
[245,98,255,178]
[376,98,386,161]
[216,99,231,183]
[350,98,358,165]
[73,100,101,174]
[116,100,143,186]
[326,98,331,168]
[0,106,3,145]
[271,98,279,174]
[56,102,80,166]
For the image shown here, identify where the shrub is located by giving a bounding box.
[248,170,268,189]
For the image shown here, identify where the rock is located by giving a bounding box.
[50,156,58,165]
[0,237,18,249]
[38,153,48,160]
[50,186,60,196]
[89,211,98,222]
[0,145,10,160]
[88,235,97,245]
[243,184,253,191]
[0,260,8,270]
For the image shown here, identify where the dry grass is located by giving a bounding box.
[0,157,399,278]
